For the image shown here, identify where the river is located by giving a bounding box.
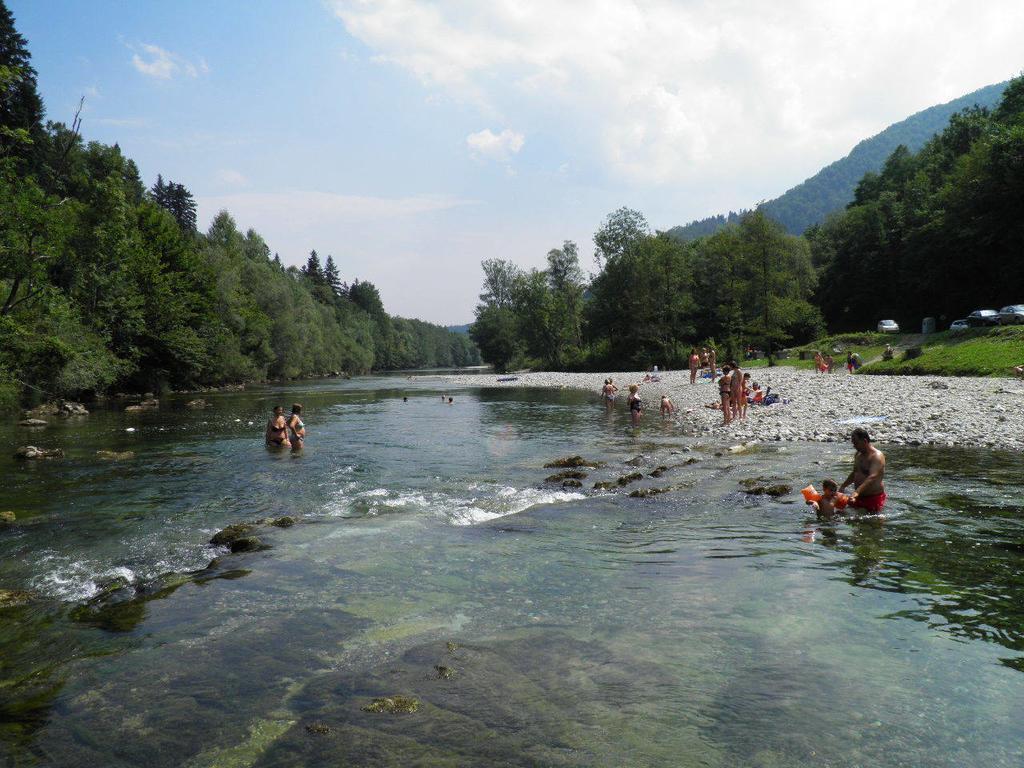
[1,376,1023,767]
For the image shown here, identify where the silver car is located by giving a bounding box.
[998,305,1024,325]
[950,319,969,331]
[877,319,900,333]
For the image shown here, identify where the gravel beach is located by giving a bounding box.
[443,368,1024,451]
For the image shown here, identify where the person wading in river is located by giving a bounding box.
[265,406,290,448]
[840,427,886,513]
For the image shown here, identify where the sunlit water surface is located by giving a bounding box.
[1,376,1022,767]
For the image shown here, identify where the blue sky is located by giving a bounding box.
[10,1,1023,324]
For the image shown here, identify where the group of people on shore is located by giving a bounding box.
[265,404,305,449]
[688,347,718,384]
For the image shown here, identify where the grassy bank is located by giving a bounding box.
[745,333,892,370]
[858,327,1024,377]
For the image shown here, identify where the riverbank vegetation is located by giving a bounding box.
[858,327,1024,377]
[0,4,478,406]
[472,74,1024,374]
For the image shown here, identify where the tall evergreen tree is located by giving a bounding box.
[324,254,341,295]
[303,250,323,284]
[0,0,45,164]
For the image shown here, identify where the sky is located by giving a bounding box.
[10,1,1024,324]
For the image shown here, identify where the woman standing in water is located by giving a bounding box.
[287,403,305,449]
[627,383,643,426]
[602,378,618,411]
[265,406,290,448]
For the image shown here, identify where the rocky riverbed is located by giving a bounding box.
[444,368,1024,450]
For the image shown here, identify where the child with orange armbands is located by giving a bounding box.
[801,479,849,515]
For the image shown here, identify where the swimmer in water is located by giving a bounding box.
[287,403,305,450]
[809,478,840,515]
[265,406,290,448]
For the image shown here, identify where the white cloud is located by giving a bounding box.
[216,169,249,187]
[328,0,1024,187]
[130,43,209,81]
[466,128,525,163]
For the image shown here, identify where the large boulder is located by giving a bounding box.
[14,446,64,460]
[58,401,88,417]
[210,523,257,547]
[23,403,59,419]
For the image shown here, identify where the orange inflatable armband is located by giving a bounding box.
[801,484,850,509]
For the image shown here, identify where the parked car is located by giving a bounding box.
[877,319,900,333]
[998,305,1024,325]
[967,309,1000,327]
[949,319,969,331]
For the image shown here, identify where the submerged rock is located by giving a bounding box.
[629,487,669,498]
[616,472,644,486]
[18,418,48,427]
[0,589,33,607]
[186,398,210,409]
[649,465,669,477]
[434,665,455,680]
[14,445,64,460]
[361,695,419,714]
[593,481,617,491]
[544,470,588,482]
[229,536,266,553]
[445,641,459,653]
[741,481,793,497]
[624,455,647,467]
[0,511,15,524]
[210,524,257,547]
[305,722,331,735]
[96,450,135,461]
[561,479,583,488]
[543,455,604,469]
[268,516,296,528]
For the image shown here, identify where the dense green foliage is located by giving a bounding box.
[668,81,1008,241]
[859,327,1024,377]
[471,209,823,371]
[810,76,1024,331]
[0,3,478,403]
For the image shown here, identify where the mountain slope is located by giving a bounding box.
[668,80,1009,240]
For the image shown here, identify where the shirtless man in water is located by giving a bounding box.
[840,427,886,513]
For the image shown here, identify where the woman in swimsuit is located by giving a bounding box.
[287,403,305,449]
[265,406,290,448]
[730,360,744,421]
[689,348,700,384]
[602,378,618,411]
[718,365,732,425]
[627,383,643,426]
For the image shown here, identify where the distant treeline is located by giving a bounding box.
[471,74,1024,372]
[0,2,478,407]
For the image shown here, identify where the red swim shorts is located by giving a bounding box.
[850,491,886,513]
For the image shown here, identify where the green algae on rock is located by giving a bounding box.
[0,589,34,608]
[543,456,605,469]
[210,524,257,547]
[544,470,588,482]
[434,665,455,680]
[362,695,420,714]
[629,487,670,498]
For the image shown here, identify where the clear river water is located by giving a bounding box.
[1,375,1023,767]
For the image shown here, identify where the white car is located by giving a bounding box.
[998,305,1024,325]
[949,319,969,331]
[877,319,900,333]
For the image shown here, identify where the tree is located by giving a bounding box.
[478,258,521,309]
[303,250,323,284]
[149,176,196,233]
[593,207,648,268]
[0,1,45,165]
[324,254,342,295]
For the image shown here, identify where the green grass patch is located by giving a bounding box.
[858,326,1024,377]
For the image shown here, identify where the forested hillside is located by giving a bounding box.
[809,77,1024,331]
[668,81,1008,240]
[0,3,478,408]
